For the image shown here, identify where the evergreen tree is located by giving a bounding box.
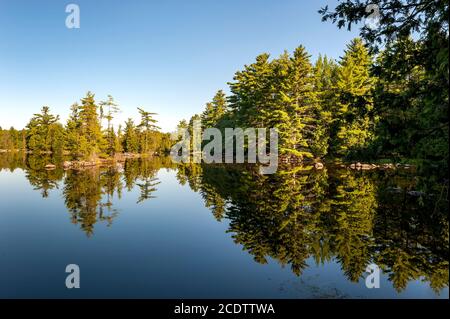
[0,127,26,151]
[319,0,448,173]
[228,53,273,128]
[65,103,82,156]
[201,90,227,128]
[100,95,120,156]
[123,118,139,153]
[226,47,326,159]
[332,38,375,157]
[372,37,448,169]
[314,54,339,156]
[25,106,63,154]
[77,92,106,159]
[115,124,123,154]
[286,46,324,158]
[137,107,161,154]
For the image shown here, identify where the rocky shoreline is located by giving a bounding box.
[279,154,414,171]
[21,152,414,172]
[43,153,145,170]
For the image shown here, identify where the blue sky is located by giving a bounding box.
[0,0,358,132]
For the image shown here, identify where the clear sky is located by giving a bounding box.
[0,0,358,132]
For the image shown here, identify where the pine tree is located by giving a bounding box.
[100,95,120,156]
[77,91,105,159]
[115,124,123,154]
[65,103,82,156]
[201,90,227,128]
[314,54,339,157]
[26,106,62,154]
[372,37,448,169]
[332,38,375,157]
[137,107,160,154]
[286,46,323,158]
[122,118,139,153]
[48,123,65,156]
[228,53,273,128]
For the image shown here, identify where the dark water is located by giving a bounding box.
[0,153,448,298]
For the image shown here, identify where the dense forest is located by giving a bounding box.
[1,0,448,176]
[177,0,448,175]
[0,92,173,160]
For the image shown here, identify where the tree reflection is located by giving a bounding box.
[63,169,106,236]
[1,152,447,293]
[176,163,449,293]
[2,154,172,236]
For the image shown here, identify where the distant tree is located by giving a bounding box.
[78,92,106,159]
[99,95,120,156]
[65,103,81,156]
[115,124,123,154]
[26,106,63,154]
[137,107,160,154]
[0,127,26,151]
[122,118,140,153]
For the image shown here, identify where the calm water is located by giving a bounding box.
[0,153,448,298]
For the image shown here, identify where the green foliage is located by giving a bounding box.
[122,118,140,153]
[331,38,376,158]
[100,95,121,156]
[198,42,375,160]
[6,93,171,159]
[5,0,448,173]
[0,127,26,151]
[25,106,64,155]
[319,0,448,173]
[78,92,106,159]
[137,107,161,154]
[201,90,227,129]
[371,37,448,171]
[63,92,106,159]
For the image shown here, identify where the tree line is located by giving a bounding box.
[178,0,448,175]
[185,38,374,161]
[1,0,447,174]
[0,92,173,160]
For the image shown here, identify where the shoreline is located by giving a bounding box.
[0,149,418,171]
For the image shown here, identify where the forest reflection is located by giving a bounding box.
[176,163,448,294]
[0,153,174,236]
[0,153,448,293]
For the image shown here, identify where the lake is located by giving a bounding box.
[0,153,448,298]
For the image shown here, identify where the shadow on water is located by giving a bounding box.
[0,152,448,294]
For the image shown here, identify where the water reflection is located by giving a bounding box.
[0,153,448,294]
[176,163,448,294]
[0,153,174,236]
